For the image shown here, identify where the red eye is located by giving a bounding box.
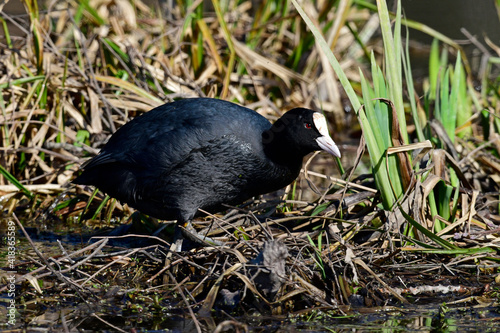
[304,122,312,129]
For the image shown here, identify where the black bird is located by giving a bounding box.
[74,98,341,247]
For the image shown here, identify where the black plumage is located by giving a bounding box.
[74,98,341,227]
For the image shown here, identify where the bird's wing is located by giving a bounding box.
[81,98,271,173]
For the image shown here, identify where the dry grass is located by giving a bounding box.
[1,0,500,331]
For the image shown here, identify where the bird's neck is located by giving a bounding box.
[262,129,304,167]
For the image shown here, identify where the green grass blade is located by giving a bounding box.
[428,39,440,101]
[77,0,106,25]
[0,75,45,89]
[403,25,425,142]
[0,164,34,199]
[359,71,397,208]
[404,247,497,255]
[377,0,407,144]
[102,38,130,62]
[211,0,236,99]
[92,196,110,220]
[439,68,453,140]
[78,188,99,223]
[451,52,471,138]
[398,202,458,250]
[291,0,361,111]
[0,18,13,49]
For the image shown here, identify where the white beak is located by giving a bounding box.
[313,113,341,158]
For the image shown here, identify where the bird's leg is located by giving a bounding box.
[168,224,184,253]
[179,221,223,248]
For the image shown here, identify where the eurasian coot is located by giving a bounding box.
[74,98,341,245]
